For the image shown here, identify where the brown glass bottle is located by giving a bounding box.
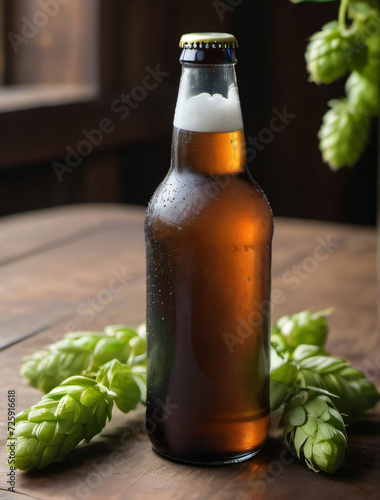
[145,33,274,464]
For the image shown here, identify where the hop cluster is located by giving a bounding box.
[8,324,146,472]
[304,7,380,169]
[270,309,380,473]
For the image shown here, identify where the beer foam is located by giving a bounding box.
[174,86,243,133]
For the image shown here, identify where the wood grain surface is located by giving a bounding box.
[0,204,379,500]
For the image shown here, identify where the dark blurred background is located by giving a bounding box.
[0,0,377,225]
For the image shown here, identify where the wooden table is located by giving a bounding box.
[0,204,379,500]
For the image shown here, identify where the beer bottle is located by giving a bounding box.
[145,32,274,464]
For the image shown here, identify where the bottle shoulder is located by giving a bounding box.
[146,168,273,243]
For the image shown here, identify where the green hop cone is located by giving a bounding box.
[283,389,347,473]
[7,376,113,471]
[21,333,105,393]
[348,0,380,17]
[21,325,145,394]
[346,71,380,116]
[346,28,380,116]
[271,308,332,354]
[305,21,356,85]
[318,98,371,170]
[294,350,380,419]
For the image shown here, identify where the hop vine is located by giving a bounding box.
[292,0,380,170]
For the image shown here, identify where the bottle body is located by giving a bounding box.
[145,41,273,464]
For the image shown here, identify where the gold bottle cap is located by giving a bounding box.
[179,32,238,49]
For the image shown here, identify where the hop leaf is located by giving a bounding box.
[283,389,347,473]
[96,360,145,413]
[318,98,371,169]
[270,345,297,411]
[305,22,356,84]
[7,376,113,471]
[291,344,328,361]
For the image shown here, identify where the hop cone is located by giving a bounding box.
[21,325,144,393]
[318,98,371,170]
[283,389,347,473]
[7,376,113,471]
[305,22,354,84]
[294,350,380,419]
[21,334,104,393]
[346,30,380,116]
[271,309,331,354]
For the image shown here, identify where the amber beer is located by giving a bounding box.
[145,32,274,464]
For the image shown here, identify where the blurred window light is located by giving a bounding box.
[1,0,100,110]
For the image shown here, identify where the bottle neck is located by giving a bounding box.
[172,63,246,176]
